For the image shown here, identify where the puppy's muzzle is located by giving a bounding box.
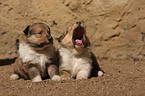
[73,22,85,48]
[37,36,53,47]
[38,42,47,47]
[46,36,53,43]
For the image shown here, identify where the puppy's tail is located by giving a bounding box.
[15,39,19,50]
[90,52,104,77]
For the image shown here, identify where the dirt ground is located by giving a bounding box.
[0,59,144,96]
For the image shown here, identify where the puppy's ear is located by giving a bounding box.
[67,26,72,33]
[57,34,65,42]
[84,36,91,47]
[23,25,30,36]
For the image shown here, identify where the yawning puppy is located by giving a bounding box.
[10,23,60,82]
[58,22,103,80]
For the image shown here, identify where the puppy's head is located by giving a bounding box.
[60,22,90,48]
[23,23,53,50]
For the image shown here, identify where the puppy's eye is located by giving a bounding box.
[34,32,42,38]
[37,32,42,35]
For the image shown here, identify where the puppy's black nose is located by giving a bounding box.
[76,22,81,25]
[47,36,53,42]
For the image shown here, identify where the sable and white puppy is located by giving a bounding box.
[10,23,60,82]
[58,22,103,80]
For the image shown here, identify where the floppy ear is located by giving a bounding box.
[84,35,91,47]
[58,26,72,42]
[23,25,30,36]
[67,26,72,34]
[57,34,65,42]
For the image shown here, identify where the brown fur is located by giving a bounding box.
[10,23,60,82]
[58,22,103,79]
[60,24,90,48]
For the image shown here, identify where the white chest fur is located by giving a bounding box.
[19,43,53,70]
[59,46,92,77]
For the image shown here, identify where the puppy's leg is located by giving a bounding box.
[76,71,90,79]
[10,57,21,80]
[59,70,71,80]
[76,66,91,79]
[28,67,42,82]
[47,65,61,81]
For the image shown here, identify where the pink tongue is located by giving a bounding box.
[75,39,82,45]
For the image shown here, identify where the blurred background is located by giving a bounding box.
[0,0,145,61]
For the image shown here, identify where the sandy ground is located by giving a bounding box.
[0,59,144,96]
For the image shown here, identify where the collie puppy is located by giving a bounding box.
[10,23,60,82]
[58,22,103,80]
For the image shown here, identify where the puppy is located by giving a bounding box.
[10,23,60,82]
[58,22,103,80]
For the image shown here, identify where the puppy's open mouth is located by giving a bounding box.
[73,24,84,47]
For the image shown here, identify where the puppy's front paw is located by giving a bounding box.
[98,71,104,76]
[10,74,19,80]
[32,75,42,82]
[61,77,71,80]
[60,74,71,80]
[76,71,88,79]
[51,75,61,81]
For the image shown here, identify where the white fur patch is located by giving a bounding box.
[51,75,61,81]
[10,74,19,80]
[59,46,92,78]
[32,75,42,82]
[19,43,54,71]
[98,71,104,76]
